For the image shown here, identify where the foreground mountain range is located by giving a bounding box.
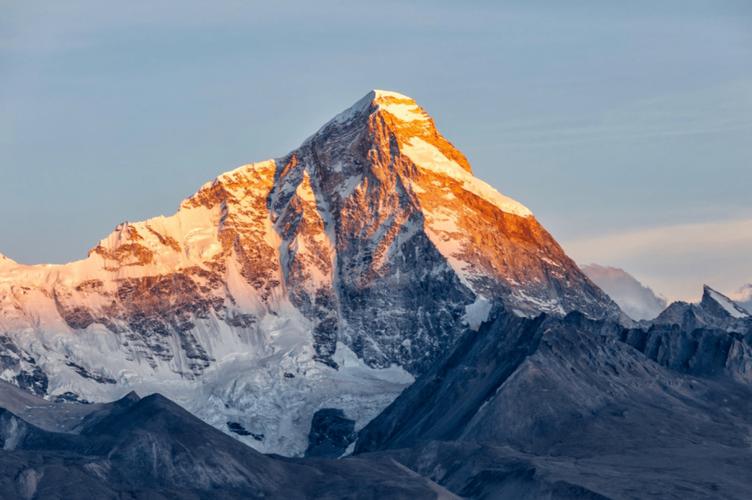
[1,90,751,498]
[0,380,453,499]
[1,288,750,498]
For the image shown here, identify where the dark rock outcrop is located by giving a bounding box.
[305,408,357,458]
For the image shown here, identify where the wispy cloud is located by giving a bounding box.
[564,217,752,302]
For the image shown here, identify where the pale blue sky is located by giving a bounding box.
[1,1,751,299]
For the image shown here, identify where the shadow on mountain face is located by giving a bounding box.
[356,307,752,499]
[0,382,452,500]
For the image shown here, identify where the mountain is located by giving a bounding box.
[581,264,666,320]
[355,308,752,498]
[0,381,452,499]
[0,90,620,456]
[653,285,750,332]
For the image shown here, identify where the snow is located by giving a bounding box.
[511,290,565,316]
[295,172,318,203]
[377,100,428,122]
[212,159,277,187]
[706,287,749,319]
[307,89,426,140]
[464,296,492,330]
[0,303,413,457]
[372,89,412,100]
[0,148,415,457]
[338,174,363,198]
[370,90,429,122]
[380,102,427,122]
[174,331,412,456]
[400,137,532,218]
[0,253,16,268]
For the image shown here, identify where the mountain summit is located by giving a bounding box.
[0,90,619,455]
[700,285,750,319]
[653,284,750,332]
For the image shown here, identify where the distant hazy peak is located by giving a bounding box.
[581,264,666,321]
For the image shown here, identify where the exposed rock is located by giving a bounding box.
[305,408,356,458]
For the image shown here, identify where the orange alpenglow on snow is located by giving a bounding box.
[0,91,619,457]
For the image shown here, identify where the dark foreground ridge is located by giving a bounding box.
[0,382,452,500]
[355,306,752,498]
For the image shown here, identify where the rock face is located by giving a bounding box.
[581,264,666,320]
[305,408,357,458]
[355,308,752,498]
[0,90,619,456]
[0,337,48,396]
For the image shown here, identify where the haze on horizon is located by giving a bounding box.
[1,0,751,302]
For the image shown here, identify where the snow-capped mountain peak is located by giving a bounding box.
[653,284,751,332]
[372,89,432,122]
[701,285,750,319]
[296,91,532,220]
[328,89,430,127]
[0,89,620,456]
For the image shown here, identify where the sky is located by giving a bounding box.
[1,0,751,301]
